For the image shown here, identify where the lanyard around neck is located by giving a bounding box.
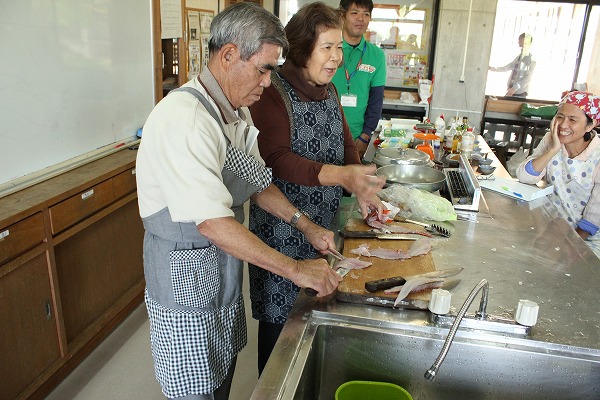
[343,41,367,92]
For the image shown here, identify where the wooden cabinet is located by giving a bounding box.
[0,150,144,399]
[0,212,45,265]
[55,200,144,344]
[0,253,61,400]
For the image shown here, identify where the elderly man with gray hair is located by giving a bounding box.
[135,3,342,399]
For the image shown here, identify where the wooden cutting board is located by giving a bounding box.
[336,218,436,309]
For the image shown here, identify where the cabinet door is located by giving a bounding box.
[0,253,61,400]
[54,200,144,343]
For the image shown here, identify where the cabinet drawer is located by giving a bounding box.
[0,212,46,265]
[113,167,137,199]
[49,179,114,235]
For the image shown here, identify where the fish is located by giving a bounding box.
[350,243,372,257]
[408,237,432,257]
[365,209,432,238]
[382,267,464,306]
[392,277,446,307]
[336,257,372,270]
[349,238,431,260]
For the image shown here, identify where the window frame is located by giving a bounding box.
[486,0,599,102]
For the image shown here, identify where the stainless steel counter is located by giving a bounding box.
[251,157,600,399]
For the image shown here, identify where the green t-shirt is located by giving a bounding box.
[332,36,386,139]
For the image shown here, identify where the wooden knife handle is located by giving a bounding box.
[365,276,407,293]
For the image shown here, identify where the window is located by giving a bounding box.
[368,1,438,89]
[486,0,600,101]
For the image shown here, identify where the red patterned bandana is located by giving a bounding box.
[559,91,600,125]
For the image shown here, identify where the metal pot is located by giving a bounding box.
[376,164,446,192]
[373,147,430,167]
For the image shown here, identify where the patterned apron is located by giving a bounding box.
[546,146,600,257]
[249,73,345,324]
[143,88,272,397]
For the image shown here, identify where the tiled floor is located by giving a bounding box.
[46,269,259,400]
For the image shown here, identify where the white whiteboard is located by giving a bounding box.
[0,1,154,187]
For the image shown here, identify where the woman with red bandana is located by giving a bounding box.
[517,91,600,257]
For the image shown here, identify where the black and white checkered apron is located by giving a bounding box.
[249,73,345,324]
[143,92,272,397]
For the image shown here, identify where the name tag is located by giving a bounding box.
[340,93,358,108]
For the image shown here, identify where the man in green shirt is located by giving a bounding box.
[333,0,386,158]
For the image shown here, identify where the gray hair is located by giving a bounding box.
[208,3,288,61]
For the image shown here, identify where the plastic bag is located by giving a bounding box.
[378,184,457,221]
[520,103,557,120]
[506,146,528,177]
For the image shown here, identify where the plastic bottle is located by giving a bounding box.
[433,138,442,161]
[443,117,456,153]
[461,127,475,159]
[451,119,462,154]
[434,115,445,135]
[443,128,453,153]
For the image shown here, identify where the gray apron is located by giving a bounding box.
[143,88,272,398]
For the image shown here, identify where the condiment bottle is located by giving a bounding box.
[451,120,462,154]
[444,117,456,153]
[461,127,475,159]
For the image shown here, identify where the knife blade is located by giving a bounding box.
[305,247,351,297]
[339,230,420,240]
[364,267,464,292]
[305,266,350,297]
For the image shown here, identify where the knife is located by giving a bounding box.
[339,231,420,240]
[305,248,351,297]
[364,267,464,292]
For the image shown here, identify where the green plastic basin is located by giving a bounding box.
[336,380,413,400]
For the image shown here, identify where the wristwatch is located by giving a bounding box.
[290,210,309,228]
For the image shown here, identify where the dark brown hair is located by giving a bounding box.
[284,2,342,68]
[584,115,598,141]
[339,0,374,13]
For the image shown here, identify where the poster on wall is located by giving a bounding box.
[186,8,214,79]
[188,40,201,79]
[201,35,210,70]
[384,50,428,88]
[161,0,183,39]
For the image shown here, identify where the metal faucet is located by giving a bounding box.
[424,279,489,381]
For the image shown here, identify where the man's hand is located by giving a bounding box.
[354,134,370,159]
[290,258,342,297]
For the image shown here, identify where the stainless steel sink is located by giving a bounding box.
[279,312,600,400]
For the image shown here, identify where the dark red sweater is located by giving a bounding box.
[249,61,360,186]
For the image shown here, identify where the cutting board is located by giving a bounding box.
[336,218,437,309]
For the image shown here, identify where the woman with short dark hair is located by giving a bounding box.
[248,1,385,375]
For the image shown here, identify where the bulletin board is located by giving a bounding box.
[185,8,214,80]
[0,1,154,191]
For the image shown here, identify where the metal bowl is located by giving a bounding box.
[376,164,446,192]
[373,147,430,167]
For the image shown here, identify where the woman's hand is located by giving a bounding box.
[344,164,386,218]
[343,164,386,195]
[530,116,563,174]
[356,192,385,219]
[548,116,562,154]
[297,218,336,253]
